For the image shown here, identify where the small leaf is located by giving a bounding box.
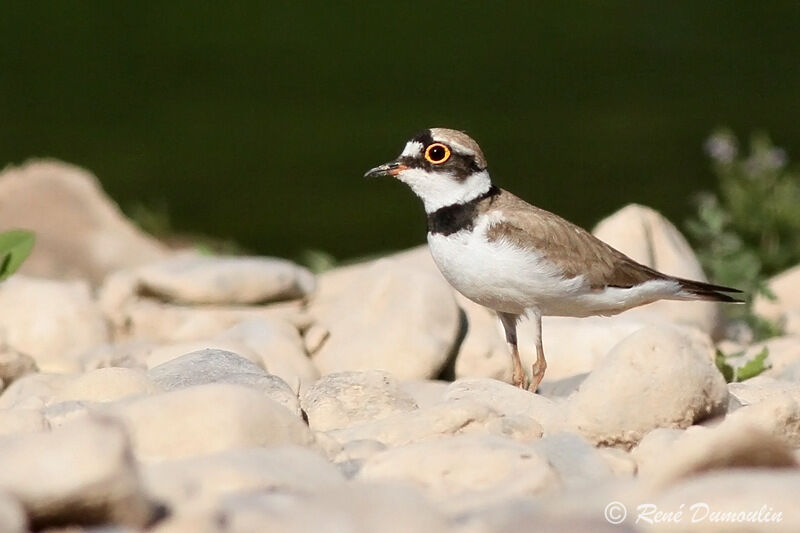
[735,348,771,381]
[714,349,735,383]
[0,230,35,281]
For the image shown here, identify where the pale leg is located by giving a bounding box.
[528,308,547,392]
[498,312,526,388]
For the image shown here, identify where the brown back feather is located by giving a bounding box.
[481,189,665,289]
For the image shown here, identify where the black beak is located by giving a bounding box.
[364,160,407,178]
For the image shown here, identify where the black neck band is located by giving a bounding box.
[426,185,499,236]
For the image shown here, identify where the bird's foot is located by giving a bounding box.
[511,362,528,389]
[528,360,547,393]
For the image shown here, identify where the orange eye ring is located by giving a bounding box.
[424,143,451,165]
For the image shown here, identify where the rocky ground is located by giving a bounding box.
[0,160,799,532]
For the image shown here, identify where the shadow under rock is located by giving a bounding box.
[436,307,469,382]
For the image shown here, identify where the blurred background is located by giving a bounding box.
[2,2,799,261]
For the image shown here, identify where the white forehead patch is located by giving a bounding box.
[446,140,476,158]
[401,141,424,158]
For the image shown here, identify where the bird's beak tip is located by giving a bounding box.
[364,161,405,179]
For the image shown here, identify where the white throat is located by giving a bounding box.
[397,169,493,213]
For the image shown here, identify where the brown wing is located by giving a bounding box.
[481,189,664,289]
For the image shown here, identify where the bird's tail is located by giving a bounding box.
[673,277,744,303]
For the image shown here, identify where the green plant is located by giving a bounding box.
[686,130,800,340]
[127,200,246,255]
[715,347,770,383]
[0,230,35,281]
[296,249,338,274]
[126,200,173,238]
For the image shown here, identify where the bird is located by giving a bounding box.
[365,128,742,391]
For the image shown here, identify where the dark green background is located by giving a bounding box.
[2,2,798,259]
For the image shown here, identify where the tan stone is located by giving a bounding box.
[0,492,26,533]
[634,422,796,487]
[110,252,316,306]
[356,434,559,513]
[0,160,167,284]
[142,447,344,514]
[651,470,800,531]
[754,264,800,323]
[444,378,567,434]
[0,416,153,528]
[53,367,161,403]
[326,399,542,449]
[0,343,37,390]
[301,371,418,432]
[0,409,49,436]
[568,325,728,447]
[0,373,74,409]
[215,318,318,393]
[147,349,301,416]
[107,383,312,460]
[0,277,109,372]
[152,482,451,533]
[308,252,461,379]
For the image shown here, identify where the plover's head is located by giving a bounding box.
[365,128,492,212]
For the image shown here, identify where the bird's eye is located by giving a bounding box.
[424,143,451,165]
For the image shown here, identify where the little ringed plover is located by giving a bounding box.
[365,128,741,391]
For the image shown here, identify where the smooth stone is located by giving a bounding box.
[214,318,319,392]
[41,400,96,428]
[0,492,27,533]
[0,373,74,410]
[399,379,450,408]
[0,276,109,372]
[77,340,156,371]
[444,378,566,434]
[147,349,300,416]
[53,367,161,403]
[0,409,49,436]
[112,252,315,306]
[458,482,641,533]
[152,482,451,533]
[144,340,264,369]
[0,160,167,284]
[633,421,796,488]
[106,383,313,460]
[531,432,615,488]
[728,376,800,405]
[754,264,800,322]
[326,399,542,450]
[651,470,800,531]
[308,251,461,380]
[722,393,800,446]
[0,416,153,529]
[0,343,37,392]
[142,447,344,514]
[99,283,310,343]
[332,439,388,469]
[301,371,418,432]
[567,325,728,447]
[356,434,559,513]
